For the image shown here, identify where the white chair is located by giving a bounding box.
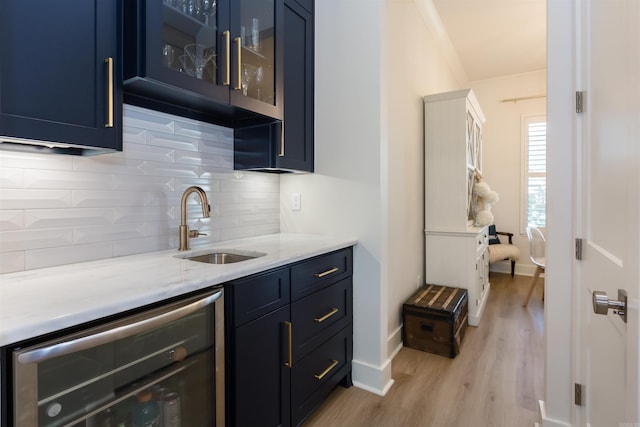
[487,224,520,277]
[523,226,546,306]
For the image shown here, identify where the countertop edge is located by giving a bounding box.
[0,234,357,347]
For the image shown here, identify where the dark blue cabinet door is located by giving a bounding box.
[0,0,122,154]
[233,0,313,172]
[124,0,283,126]
[282,0,314,171]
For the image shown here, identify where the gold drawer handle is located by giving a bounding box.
[314,308,339,323]
[104,57,114,128]
[222,30,230,86]
[314,267,339,278]
[314,359,339,380]
[284,321,293,368]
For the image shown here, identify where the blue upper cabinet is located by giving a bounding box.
[123,0,283,127]
[233,0,313,172]
[0,0,122,155]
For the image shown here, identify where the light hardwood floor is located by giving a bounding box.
[303,273,545,427]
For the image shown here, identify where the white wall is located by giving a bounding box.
[281,0,466,394]
[0,105,280,273]
[470,70,547,275]
[385,0,465,357]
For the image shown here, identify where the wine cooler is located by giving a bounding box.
[8,287,224,426]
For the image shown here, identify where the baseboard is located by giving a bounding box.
[387,325,403,360]
[490,263,545,277]
[539,400,572,427]
[352,358,395,396]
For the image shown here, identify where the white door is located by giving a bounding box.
[577,0,640,424]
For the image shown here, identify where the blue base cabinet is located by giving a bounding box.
[227,247,353,426]
[0,0,122,155]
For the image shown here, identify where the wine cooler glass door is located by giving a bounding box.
[12,288,224,427]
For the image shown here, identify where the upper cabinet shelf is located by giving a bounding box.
[123,0,283,128]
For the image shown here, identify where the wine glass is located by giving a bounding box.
[241,63,257,96]
[202,0,217,26]
[184,44,216,80]
[253,66,264,101]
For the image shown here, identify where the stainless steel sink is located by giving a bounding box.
[178,250,266,264]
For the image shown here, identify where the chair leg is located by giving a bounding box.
[523,266,544,307]
[510,260,516,277]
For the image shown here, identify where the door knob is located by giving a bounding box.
[592,289,627,323]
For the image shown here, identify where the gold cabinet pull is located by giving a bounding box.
[314,359,339,380]
[104,57,114,128]
[223,31,230,86]
[279,121,285,157]
[234,37,242,90]
[314,267,339,278]
[284,321,293,368]
[314,308,339,323]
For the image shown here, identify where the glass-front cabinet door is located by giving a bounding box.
[229,0,282,118]
[124,0,283,122]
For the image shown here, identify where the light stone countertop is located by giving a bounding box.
[0,233,357,347]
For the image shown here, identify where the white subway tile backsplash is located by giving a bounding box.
[0,150,73,171]
[0,105,280,272]
[0,189,72,209]
[147,130,199,152]
[117,141,174,163]
[0,251,25,274]
[73,190,143,208]
[113,236,174,258]
[113,175,175,192]
[24,169,113,190]
[173,117,233,142]
[25,243,113,270]
[145,160,201,178]
[122,126,148,145]
[124,105,175,133]
[25,208,113,230]
[73,156,147,176]
[0,210,24,231]
[74,223,147,245]
[113,206,174,224]
[0,167,24,188]
[1,228,74,252]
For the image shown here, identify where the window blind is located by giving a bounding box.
[527,122,546,227]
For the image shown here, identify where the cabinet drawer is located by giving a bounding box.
[291,248,353,300]
[291,325,352,426]
[292,277,352,359]
[231,268,290,326]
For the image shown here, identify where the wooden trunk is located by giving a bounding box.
[402,285,468,358]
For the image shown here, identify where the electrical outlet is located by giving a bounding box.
[292,193,301,211]
[416,275,423,289]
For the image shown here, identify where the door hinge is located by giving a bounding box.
[575,238,583,260]
[576,91,584,113]
[575,383,584,406]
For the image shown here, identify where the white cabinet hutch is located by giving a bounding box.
[423,88,489,326]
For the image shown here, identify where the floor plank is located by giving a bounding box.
[303,273,545,427]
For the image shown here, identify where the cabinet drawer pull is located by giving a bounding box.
[314,267,339,278]
[284,321,293,368]
[223,31,230,86]
[279,121,285,157]
[234,37,242,90]
[104,57,114,128]
[314,359,339,380]
[314,308,339,323]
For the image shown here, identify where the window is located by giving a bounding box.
[521,116,547,233]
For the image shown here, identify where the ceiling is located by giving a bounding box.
[431,0,547,82]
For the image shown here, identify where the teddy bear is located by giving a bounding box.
[473,180,499,226]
